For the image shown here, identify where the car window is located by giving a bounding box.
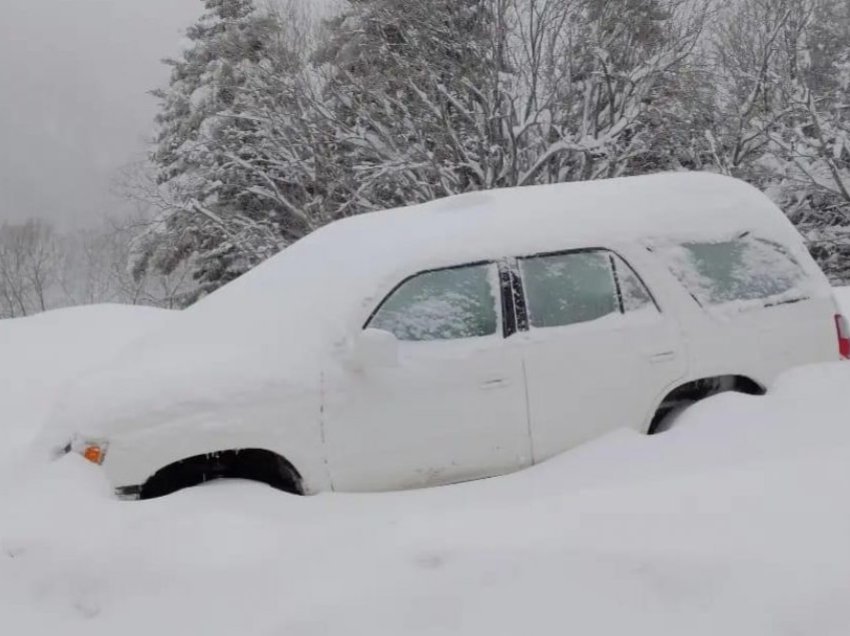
[611,254,657,313]
[519,251,620,328]
[658,235,808,306]
[368,263,500,341]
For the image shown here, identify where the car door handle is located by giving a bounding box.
[647,350,677,363]
[480,377,510,390]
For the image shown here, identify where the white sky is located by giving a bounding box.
[0,0,203,227]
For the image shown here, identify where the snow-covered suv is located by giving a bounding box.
[48,172,848,498]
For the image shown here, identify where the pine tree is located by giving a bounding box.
[133,0,283,302]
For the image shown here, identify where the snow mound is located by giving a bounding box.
[0,305,172,457]
[2,295,850,634]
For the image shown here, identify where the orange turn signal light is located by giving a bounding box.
[83,445,105,465]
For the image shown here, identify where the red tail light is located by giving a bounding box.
[835,314,850,359]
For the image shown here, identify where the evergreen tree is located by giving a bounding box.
[126,0,850,296]
[134,0,283,302]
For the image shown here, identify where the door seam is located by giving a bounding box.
[318,370,336,491]
[520,356,537,465]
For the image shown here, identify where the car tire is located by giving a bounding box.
[652,400,696,434]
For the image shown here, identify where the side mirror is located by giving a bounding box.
[350,329,399,370]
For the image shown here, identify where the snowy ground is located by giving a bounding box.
[2,296,850,635]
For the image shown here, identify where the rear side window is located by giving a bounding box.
[519,250,657,329]
[658,235,808,306]
[368,263,499,341]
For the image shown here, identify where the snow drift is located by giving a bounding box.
[1,293,850,634]
[0,305,171,458]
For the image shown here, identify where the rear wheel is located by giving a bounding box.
[648,375,765,435]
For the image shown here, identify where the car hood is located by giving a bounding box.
[39,303,334,452]
[38,223,395,449]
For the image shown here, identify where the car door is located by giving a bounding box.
[513,249,686,462]
[322,261,533,492]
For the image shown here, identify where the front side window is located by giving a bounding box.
[658,235,809,306]
[368,263,499,341]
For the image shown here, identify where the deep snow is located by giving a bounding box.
[2,296,850,635]
[0,305,172,462]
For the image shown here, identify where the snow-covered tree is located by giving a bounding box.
[783,0,850,282]
[134,0,285,301]
[315,0,707,211]
[708,0,850,282]
[122,0,850,294]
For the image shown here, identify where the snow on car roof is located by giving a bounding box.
[204,172,798,317]
[397,170,788,246]
[296,171,795,276]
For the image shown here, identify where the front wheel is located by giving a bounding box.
[650,400,695,435]
[138,449,303,499]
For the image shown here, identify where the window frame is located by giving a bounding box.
[609,251,661,314]
[361,249,658,340]
[363,260,519,341]
[511,247,660,332]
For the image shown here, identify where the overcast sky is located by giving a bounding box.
[0,0,202,228]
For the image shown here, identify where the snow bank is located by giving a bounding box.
[3,313,850,633]
[0,305,172,459]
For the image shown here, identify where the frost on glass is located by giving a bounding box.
[612,255,657,313]
[520,251,619,328]
[660,236,808,306]
[369,264,498,341]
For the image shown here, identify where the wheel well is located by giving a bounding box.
[138,448,304,500]
[648,375,765,435]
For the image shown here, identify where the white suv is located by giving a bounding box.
[48,173,848,498]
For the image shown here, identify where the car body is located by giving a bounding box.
[46,172,847,498]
